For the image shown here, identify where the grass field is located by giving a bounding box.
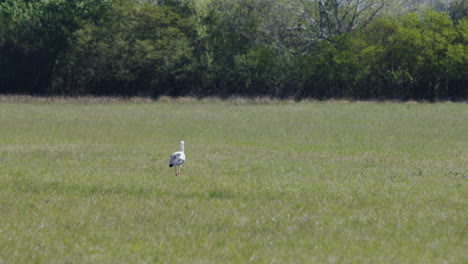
[0,97,466,263]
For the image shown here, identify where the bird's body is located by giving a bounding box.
[169,141,185,176]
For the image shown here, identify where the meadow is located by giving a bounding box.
[0,97,466,263]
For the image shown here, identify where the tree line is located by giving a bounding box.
[0,0,466,100]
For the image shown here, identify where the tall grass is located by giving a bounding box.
[0,99,466,263]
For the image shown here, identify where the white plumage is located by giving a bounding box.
[169,141,185,176]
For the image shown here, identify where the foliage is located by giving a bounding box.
[357,10,467,99]
[52,0,197,96]
[0,0,466,100]
[0,0,109,94]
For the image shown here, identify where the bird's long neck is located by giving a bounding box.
[180,141,184,152]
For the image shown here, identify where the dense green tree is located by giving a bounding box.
[0,0,109,94]
[357,10,467,99]
[0,0,465,100]
[198,0,266,95]
[53,0,198,96]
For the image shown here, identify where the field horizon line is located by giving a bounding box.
[1,94,465,105]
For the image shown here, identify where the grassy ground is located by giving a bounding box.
[0,98,466,263]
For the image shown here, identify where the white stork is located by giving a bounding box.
[169,141,185,176]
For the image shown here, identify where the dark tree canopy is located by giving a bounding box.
[0,0,466,100]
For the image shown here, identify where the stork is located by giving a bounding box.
[169,141,185,176]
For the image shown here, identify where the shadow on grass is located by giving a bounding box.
[5,177,289,202]
[5,178,157,197]
[207,189,232,200]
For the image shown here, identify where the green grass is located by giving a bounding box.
[0,98,467,263]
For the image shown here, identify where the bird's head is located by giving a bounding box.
[169,152,184,167]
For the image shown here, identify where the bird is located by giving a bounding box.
[169,141,185,176]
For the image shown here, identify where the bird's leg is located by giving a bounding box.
[175,167,178,176]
